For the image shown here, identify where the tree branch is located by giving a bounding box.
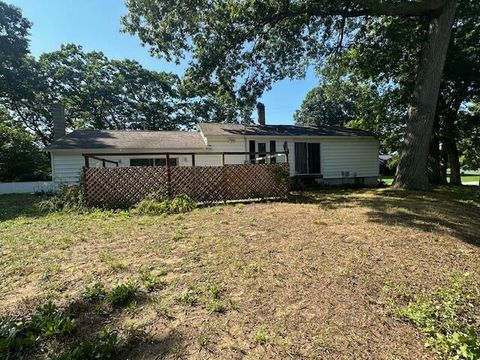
[351,0,447,17]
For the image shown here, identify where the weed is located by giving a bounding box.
[228,299,240,311]
[172,226,185,241]
[175,214,185,221]
[0,301,75,357]
[82,281,106,303]
[54,329,120,360]
[140,271,165,292]
[396,275,480,359]
[99,253,125,271]
[133,194,196,215]
[107,281,139,307]
[207,299,224,314]
[207,284,222,299]
[154,302,173,319]
[123,320,148,344]
[210,207,223,215]
[180,290,197,306]
[197,334,211,349]
[254,329,268,345]
[37,184,85,212]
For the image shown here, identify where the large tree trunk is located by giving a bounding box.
[394,0,457,190]
[428,112,445,184]
[445,138,461,185]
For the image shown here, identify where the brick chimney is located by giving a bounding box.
[52,102,66,140]
[256,102,265,126]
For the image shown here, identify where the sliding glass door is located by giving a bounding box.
[295,142,321,175]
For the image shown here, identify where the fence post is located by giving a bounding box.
[166,153,171,197]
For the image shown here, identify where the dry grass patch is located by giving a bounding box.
[0,187,479,359]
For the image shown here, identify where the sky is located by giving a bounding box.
[8,0,319,125]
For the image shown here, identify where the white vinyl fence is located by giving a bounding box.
[0,181,53,195]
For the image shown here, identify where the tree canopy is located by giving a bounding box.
[123,0,459,189]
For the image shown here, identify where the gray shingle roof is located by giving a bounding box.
[47,130,207,150]
[198,123,374,137]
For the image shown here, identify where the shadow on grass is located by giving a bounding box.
[288,186,480,247]
[0,194,49,222]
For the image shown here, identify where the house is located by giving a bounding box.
[47,103,379,188]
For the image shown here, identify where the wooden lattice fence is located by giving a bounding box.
[83,163,289,208]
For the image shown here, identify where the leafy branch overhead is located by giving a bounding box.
[122,0,447,108]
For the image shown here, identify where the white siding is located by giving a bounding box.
[51,152,198,187]
[51,136,379,187]
[320,138,379,178]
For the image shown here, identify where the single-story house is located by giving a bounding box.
[47,104,379,188]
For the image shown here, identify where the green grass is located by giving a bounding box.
[0,187,479,359]
[380,174,480,186]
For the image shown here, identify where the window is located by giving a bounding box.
[130,158,178,167]
[270,140,276,164]
[249,140,256,164]
[258,143,266,164]
[294,142,321,174]
[155,158,178,167]
[130,158,154,167]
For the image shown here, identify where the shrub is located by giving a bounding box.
[37,184,85,212]
[107,281,139,307]
[132,194,196,215]
[267,163,290,184]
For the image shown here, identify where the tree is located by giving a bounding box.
[5,45,195,146]
[294,81,356,127]
[0,1,32,101]
[0,109,49,182]
[123,0,458,190]
[294,69,406,155]
[325,0,479,185]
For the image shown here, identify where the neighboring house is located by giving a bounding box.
[47,104,379,188]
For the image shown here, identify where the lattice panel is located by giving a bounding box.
[83,163,289,207]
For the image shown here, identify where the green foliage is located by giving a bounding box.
[0,1,31,100]
[82,281,107,303]
[98,253,125,271]
[107,281,139,307]
[0,301,74,357]
[254,329,268,345]
[37,185,85,212]
[267,163,290,185]
[54,330,120,360]
[3,40,201,147]
[207,299,224,314]
[179,289,197,306]
[397,276,480,359]
[140,271,165,292]
[133,194,197,215]
[294,81,357,127]
[0,116,50,182]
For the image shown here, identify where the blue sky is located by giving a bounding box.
[8,0,319,125]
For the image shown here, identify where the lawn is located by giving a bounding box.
[1,187,479,359]
[380,174,480,186]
